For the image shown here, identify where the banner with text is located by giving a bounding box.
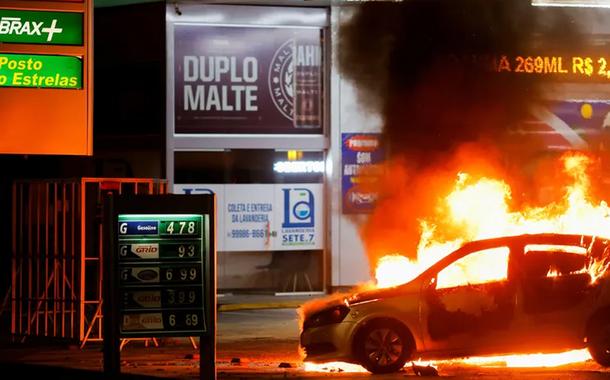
[0,53,81,89]
[174,183,323,251]
[173,184,225,249]
[173,24,322,134]
[0,9,83,45]
[342,133,384,214]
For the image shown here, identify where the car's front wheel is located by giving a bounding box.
[588,321,610,366]
[355,320,413,374]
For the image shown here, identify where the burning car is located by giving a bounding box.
[300,233,610,374]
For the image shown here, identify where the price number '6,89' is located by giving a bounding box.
[168,312,200,328]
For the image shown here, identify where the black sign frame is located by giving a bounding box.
[103,194,216,379]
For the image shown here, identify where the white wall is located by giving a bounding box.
[329,7,383,287]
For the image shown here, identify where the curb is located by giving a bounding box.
[218,300,304,312]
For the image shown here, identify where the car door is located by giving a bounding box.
[515,240,601,350]
[419,244,519,356]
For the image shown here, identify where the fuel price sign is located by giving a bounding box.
[117,214,207,335]
[103,194,216,379]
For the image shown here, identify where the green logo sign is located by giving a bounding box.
[0,9,83,45]
[0,53,82,89]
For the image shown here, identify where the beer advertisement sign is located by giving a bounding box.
[173,25,323,134]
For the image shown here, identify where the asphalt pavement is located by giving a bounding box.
[1,307,610,379]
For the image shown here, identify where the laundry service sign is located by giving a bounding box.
[173,24,323,134]
[174,184,324,252]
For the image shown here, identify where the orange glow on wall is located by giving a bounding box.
[0,0,92,155]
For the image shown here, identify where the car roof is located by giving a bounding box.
[413,233,609,282]
[459,233,607,250]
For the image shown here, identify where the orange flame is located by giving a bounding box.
[374,152,610,289]
[304,348,590,372]
[450,348,592,367]
[302,361,368,373]
[353,152,609,371]
[546,268,560,278]
[305,153,610,373]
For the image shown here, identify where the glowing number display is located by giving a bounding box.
[117,214,206,335]
[494,55,610,80]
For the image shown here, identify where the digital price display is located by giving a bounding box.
[117,214,207,335]
[103,194,215,378]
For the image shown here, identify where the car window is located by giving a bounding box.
[436,247,509,289]
[522,244,587,278]
[521,244,592,314]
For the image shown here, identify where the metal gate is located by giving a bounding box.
[10,178,167,346]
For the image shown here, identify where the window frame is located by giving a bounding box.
[433,245,511,290]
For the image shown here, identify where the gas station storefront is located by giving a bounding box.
[166,4,331,294]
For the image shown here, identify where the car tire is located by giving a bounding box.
[588,321,610,367]
[355,319,413,374]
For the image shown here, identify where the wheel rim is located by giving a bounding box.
[364,328,403,366]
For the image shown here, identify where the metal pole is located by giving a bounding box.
[62,183,67,338]
[71,182,76,339]
[201,336,215,380]
[53,182,59,336]
[201,212,217,380]
[11,182,17,336]
[27,184,32,336]
[98,203,104,340]
[35,184,41,335]
[80,180,86,342]
[18,183,24,336]
[102,193,120,376]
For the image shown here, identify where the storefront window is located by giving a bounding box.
[174,150,324,184]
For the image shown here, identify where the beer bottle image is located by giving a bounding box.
[293,39,322,129]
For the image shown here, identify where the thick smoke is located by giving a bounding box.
[339,0,584,159]
[338,1,590,267]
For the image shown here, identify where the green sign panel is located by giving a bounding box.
[0,53,82,89]
[119,241,202,261]
[117,214,207,335]
[0,9,83,45]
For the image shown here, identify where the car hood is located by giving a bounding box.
[300,279,422,324]
[347,280,421,306]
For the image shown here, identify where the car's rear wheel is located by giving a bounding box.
[588,321,610,366]
[355,320,413,374]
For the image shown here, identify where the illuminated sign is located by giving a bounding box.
[0,1,92,155]
[103,194,216,378]
[273,160,325,173]
[117,214,207,335]
[342,133,384,214]
[0,9,83,45]
[0,53,81,89]
[532,0,610,7]
[493,55,610,81]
